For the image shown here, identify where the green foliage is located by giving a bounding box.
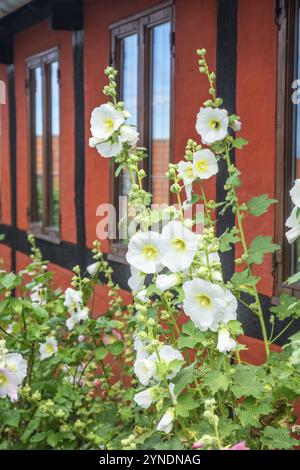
[247,236,279,265]
[247,194,277,217]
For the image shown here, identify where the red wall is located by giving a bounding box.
[14,20,76,244]
[236,0,277,297]
[0,65,11,226]
[84,0,217,249]
[0,0,279,300]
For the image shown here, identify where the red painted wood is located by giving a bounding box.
[0,65,11,226]
[236,0,277,297]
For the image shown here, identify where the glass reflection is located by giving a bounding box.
[50,61,60,228]
[151,21,171,205]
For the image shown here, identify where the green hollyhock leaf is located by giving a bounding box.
[261,426,298,450]
[219,228,240,252]
[204,369,231,394]
[107,341,124,355]
[232,137,248,149]
[1,272,21,290]
[230,269,260,288]
[178,321,210,350]
[173,363,195,395]
[286,271,300,285]
[0,410,20,427]
[270,293,300,320]
[95,347,108,361]
[232,365,265,399]
[248,236,279,265]
[247,194,277,217]
[30,432,47,444]
[176,390,200,418]
[237,397,274,427]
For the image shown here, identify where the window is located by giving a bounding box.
[26,48,60,242]
[275,0,300,296]
[110,2,174,260]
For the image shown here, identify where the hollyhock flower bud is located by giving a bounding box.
[229,441,250,451]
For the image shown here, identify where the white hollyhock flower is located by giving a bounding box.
[126,231,162,274]
[90,136,122,158]
[66,306,89,331]
[177,161,195,201]
[133,336,150,360]
[5,353,27,383]
[193,149,218,180]
[128,266,145,292]
[136,289,149,302]
[134,386,156,409]
[87,262,100,276]
[168,383,177,404]
[160,221,198,272]
[157,408,175,434]
[183,278,225,331]
[0,367,19,402]
[221,288,238,323]
[64,288,82,313]
[90,103,124,141]
[156,273,179,292]
[134,358,156,386]
[286,207,300,244]
[286,224,300,244]
[150,345,184,380]
[217,329,236,353]
[120,125,139,145]
[39,337,58,360]
[196,107,228,144]
[290,180,300,207]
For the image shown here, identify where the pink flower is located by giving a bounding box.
[229,441,249,451]
[94,379,101,387]
[112,329,122,341]
[192,441,203,449]
[101,334,116,346]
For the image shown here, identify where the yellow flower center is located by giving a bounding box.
[0,372,8,385]
[195,159,208,174]
[196,294,212,308]
[104,117,115,132]
[142,245,158,259]
[210,119,220,129]
[184,166,194,179]
[45,344,54,355]
[172,238,186,251]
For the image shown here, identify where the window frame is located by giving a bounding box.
[109,1,175,263]
[26,47,61,244]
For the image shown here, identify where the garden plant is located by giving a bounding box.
[1,50,300,450]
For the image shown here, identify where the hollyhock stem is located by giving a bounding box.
[224,149,270,358]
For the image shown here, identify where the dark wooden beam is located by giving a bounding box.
[216,0,238,282]
[0,27,13,64]
[51,0,83,31]
[7,64,17,271]
[73,29,86,269]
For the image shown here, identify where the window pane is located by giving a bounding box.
[33,66,43,223]
[50,61,60,228]
[119,34,138,201]
[151,21,171,205]
[122,34,138,127]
